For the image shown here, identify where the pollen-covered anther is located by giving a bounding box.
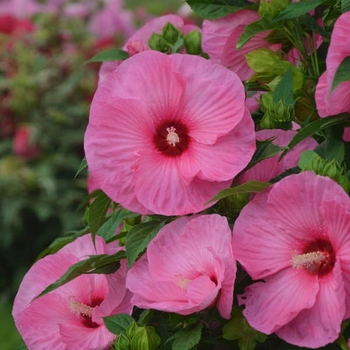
[166,126,180,146]
[175,274,191,290]
[291,251,326,269]
[69,297,94,317]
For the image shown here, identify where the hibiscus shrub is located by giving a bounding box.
[10,1,350,350]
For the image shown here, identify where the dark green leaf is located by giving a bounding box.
[237,15,275,49]
[104,314,134,335]
[138,309,154,325]
[280,114,350,158]
[273,0,325,22]
[16,343,29,350]
[126,221,166,268]
[34,251,125,299]
[85,49,129,64]
[187,0,253,20]
[314,126,345,163]
[298,13,328,37]
[273,67,294,106]
[171,323,202,350]
[247,139,284,169]
[74,157,87,178]
[341,0,350,12]
[89,191,111,238]
[206,181,271,204]
[331,56,350,93]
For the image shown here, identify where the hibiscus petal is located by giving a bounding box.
[239,267,319,335]
[276,262,345,348]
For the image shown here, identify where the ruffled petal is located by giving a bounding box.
[276,262,345,348]
[240,267,319,335]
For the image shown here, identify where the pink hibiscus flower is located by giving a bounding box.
[232,171,350,348]
[85,50,255,216]
[315,11,350,117]
[202,10,280,81]
[237,129,318,183]
[98,14,200,83]
[126,214,236,319]
[12,234,133,350]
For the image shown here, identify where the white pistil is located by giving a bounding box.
[292,251,326,269]
[69,297,94,317]
[166,127,180,146]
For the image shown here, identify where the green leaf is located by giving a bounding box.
[341,0,350,12]
[272,67,294,106]
[273,0,325,22]
[331,56,350,93]
[237,16,275,50]
[247,139,284,169]
[130,326,161,350]
[126,221,166,268]
[223,306,267,350]
[170,323,202,350]
[314,126,345,163]
[89,191,111,238]
[97,208,139,241]
[206,181,271,204]
[74,157,87,178]
[85,48,129,64]
[16,343,29,350]
[280,114,350,159]
[138,309,154,326]
[34,251,125,299]
[104,314,134,335]
[298,13,328,37]
[186,0,253,20]
[114,333,132,350]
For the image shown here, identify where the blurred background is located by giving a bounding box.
[0,0,187,348]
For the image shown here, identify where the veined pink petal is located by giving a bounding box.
[315,12,350,117]
[202,10,280,80]
[321,200,350,318]
[178,108,255,182]
[240,267,319,334]
[59,322,115,350]
[126,215,236,318]
[276,262,345,348]
[232,188,300,280]
[267,172,350,238]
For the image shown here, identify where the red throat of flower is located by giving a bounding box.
[69,296,104,328]
[154,121,190,157]
[292,239,335,277]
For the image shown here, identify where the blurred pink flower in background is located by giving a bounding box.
[202,10,280,81]
[85,50,255,215]
[232,171,350,348]
[13,234,133,350]
[126,214,236,319]
[315,11,350,117]
[237,129,318,183]
[98,14,200,83]
[13,125,40,160]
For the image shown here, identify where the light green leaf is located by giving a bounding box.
[104,314,134,335]
[331,56,350,93]
[206,181,271,204]
[273,0,325,22]
[187,0,253,20]
[85,49,129,64]
[130,326,161,350]
[126,221,166,268]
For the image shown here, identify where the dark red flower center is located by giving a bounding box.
[153,121,190,157]
[292,239,335,277]
[69,296,104,328]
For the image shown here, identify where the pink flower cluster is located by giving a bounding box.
[12,6,350,350]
